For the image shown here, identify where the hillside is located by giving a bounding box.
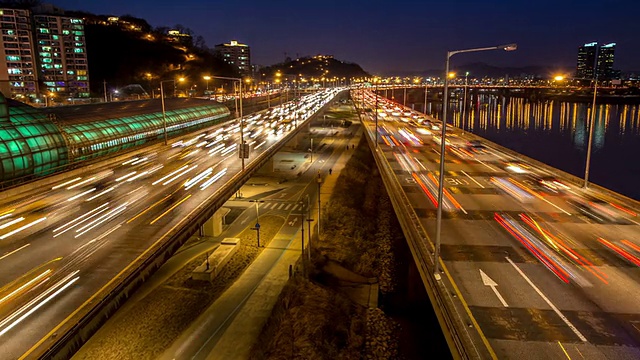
[261,55,369,81]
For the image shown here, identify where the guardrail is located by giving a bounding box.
[354,92,486,359]
[32,90,347,360]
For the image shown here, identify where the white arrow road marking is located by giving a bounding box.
[506,257,587,342]
[479,269,508,307]
[288,217,298,226]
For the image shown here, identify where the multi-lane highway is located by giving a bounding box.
[358,89,640,359]
[0,88,341,359]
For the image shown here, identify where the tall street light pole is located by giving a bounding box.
[374,79,379,147]
[584,45,600,189]
[160,78,184,145]
[208,75,245,170]
[423,83,428,114]
[433,43,517,280]
[462,71,469,128]
[203,75,211,94]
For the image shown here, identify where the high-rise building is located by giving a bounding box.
[214,40,251,75]
[0,6,89,101]
[597,43,616,80]
[0,8,37,98]
[576,42,618,80]
[33,14,89,97]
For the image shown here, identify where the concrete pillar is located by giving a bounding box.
[202,207,230,237]
[407,259,429,303]
[258,155,275,174]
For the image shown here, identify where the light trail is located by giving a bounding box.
[0,217,47,240]
[51,177,82,190]
[53,203,109,236]
[150,195,192,225]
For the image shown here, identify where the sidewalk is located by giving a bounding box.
[159,105,364,360]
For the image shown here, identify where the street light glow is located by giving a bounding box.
[554,75,565,81]
[203,76,211,81]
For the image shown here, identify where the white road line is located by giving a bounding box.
[461,170,485,188]
[0,243,30,261]
[538,196,572,216]
[476,158,498,172]
[277,203,285,210]
[506,257,587,342]
[285,204,292,210]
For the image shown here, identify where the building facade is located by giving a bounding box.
[576,42,618,80]
[214,40,251,75]
[33,14,89,98]
[0,8,37,99]
[0,7,89,102]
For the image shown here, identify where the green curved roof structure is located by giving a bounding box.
[0,97,230,184]
[0,93,69,181]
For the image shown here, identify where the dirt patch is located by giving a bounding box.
[249,135,402,360]
[74,215,284,360]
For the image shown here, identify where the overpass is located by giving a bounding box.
[355,89,640,359]
[0,88,346,359]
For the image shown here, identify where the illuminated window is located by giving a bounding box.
[6,55,20,61]
[77,70,86,75]
[62,30,69,35]
[39,28,49,34]
[73,48,83,53]
[67,70,74,75]
[52,35,59,40]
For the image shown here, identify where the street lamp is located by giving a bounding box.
[203,75,211,93]
[210,75,246,170]
[553,73,599,189]
[160,77,185,145]
[373,77,380,147]
[433,43,517,280]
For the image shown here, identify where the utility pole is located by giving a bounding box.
[317,173,322,239]
[103,80,108,103]
[306,195,313,263]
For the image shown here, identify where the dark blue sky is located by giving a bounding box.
[51,0,640,74]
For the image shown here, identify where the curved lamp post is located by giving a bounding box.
[160,77,185,145]
[433,43,517,280]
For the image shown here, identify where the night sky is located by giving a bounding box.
[51,0,640,74]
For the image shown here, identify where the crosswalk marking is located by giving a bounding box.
[285,204,292,210]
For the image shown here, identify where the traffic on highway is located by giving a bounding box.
[357,88,640,359]
[0,88,342,359]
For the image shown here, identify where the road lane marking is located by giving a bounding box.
[439,259,498,360]
[150,195,192,225]
[127,194,171,224]
[537,196,572,216]
[479,269,508,307]
[476,158,498,172]
[461,170,485,188]
[0,243,30,261]
[506,257,587,342]
[558,341,572,359]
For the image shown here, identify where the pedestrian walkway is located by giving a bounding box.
[158,104,364,360]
